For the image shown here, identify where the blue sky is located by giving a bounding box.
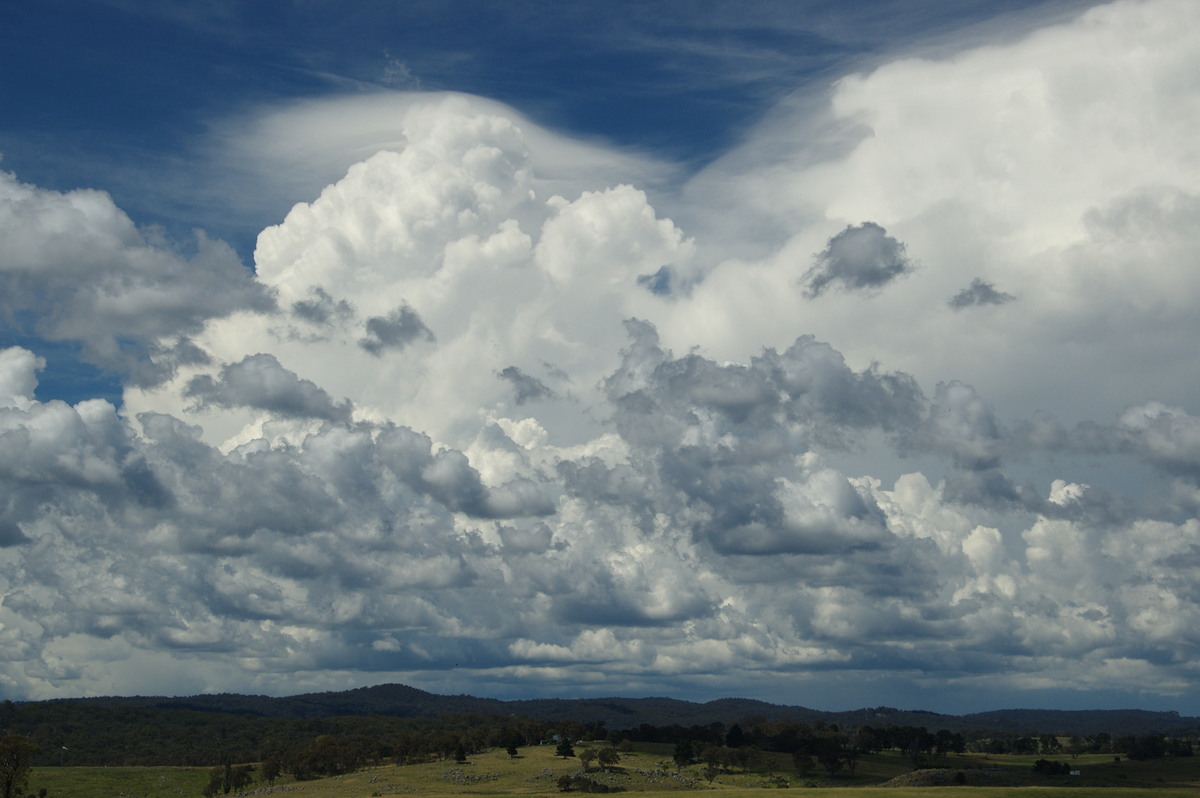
[4,0,1200,716]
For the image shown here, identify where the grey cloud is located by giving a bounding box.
[497,366,555,404]
[803,222,913,297]
[604,321,925,454]
[762,336,925,436]
[1114,402,1200,480]
[0,520,31,547]
[948,278,1015,309]
[374,425,554,519]
[0,173,275,385]
[636,265,674,295]
[1014,404,1200,487]
[185,353,352,422]
[596,321,913,565]
[939,468,1025,508]
[292,286,355,325]
[498,522,555,554]
[906,380,1006,470]
[358,304,434,355]
[6,306,1200,705]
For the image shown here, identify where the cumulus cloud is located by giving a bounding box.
[1114,402,1200,480]
[0,171,274,385]
[4,0,1200,710]
[802,222,914,297]
[185,353,353,422]
[672,0,1200,428]
[291,286,354,327]
[359,305,435,355]
[497,366,555,405]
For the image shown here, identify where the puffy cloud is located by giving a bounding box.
[0,171,273,385]
[673,0,1200,428]
[909,381,1006,470]
[185,353,353,422]
[359,305,435,356]
[291,286,354,327]
[803,221,913,297]
[5,0,1200,710]
[1114,402,1200,478]
[0,347,43,411]
[497,366,555,405]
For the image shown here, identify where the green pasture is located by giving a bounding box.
[28,766,212,798]
[28,741,1200,798]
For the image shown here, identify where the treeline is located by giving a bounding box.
[964,730,1194,759]
[625,719,967,777]
[0,697,564,769]
[2,696,1196,777]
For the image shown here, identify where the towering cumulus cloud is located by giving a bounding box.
[2,0,1200,710]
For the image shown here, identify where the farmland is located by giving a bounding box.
[26,741,1200,798]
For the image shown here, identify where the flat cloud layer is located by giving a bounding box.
[3,0,1200,710]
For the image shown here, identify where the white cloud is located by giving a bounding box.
[672,0,1200,425]
[3,0,1200,710]
[0,171,273,385]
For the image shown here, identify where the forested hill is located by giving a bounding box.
[22,683,1200,737]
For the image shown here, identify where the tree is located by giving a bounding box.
[597,748,620,771]
[555,739,575,759]
[672,739,693,769]
[202,768,224,798]
[578,748,597,772]
[0,735,39,798]
[733,746,756,772]
[504,728,523,759]
[792,751,815,778]
[229,764,254,792]
[261,759,281,787]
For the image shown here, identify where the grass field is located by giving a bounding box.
[27,742,1200,798]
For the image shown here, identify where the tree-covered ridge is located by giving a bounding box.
[16,685,1200,734]
[3,684,1199,769]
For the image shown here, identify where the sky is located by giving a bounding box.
[2,0,1200,715]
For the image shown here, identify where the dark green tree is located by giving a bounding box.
[260,758,281,787]
[229,764,254,792]
[672,739,693,769]
[0,735,39,798]
[555,739,575,759]
[201,768,223,798]
[597,747,620,771]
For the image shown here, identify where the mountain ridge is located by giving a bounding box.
[29,682,1200,736]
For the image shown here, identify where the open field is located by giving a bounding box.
[28,765,212,798]
[28,742,1200,798]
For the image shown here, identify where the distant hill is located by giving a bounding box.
[38,682,1200,737]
